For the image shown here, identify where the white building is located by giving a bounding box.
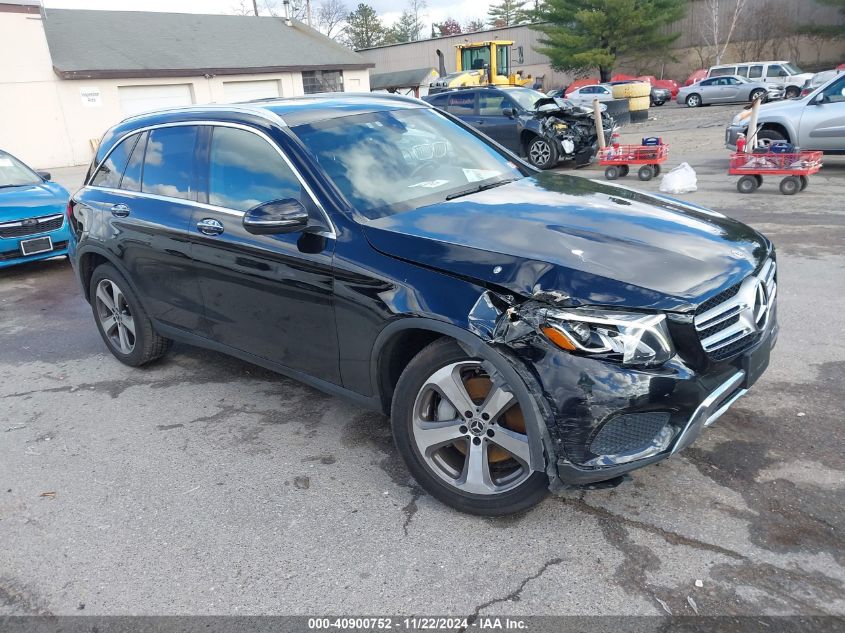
[0,1,373,168]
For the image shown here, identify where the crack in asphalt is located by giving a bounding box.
[559,496,745,560]
[462,557,565,627]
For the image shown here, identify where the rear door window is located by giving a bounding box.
[208,126,302,212]
[748,65,764,79]
[446,92,475,116]
[141,126,198,200]
[91,133,140,189]
[736,66,749,77]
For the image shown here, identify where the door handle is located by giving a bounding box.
[110,203,130,217]
[197,218,224,236]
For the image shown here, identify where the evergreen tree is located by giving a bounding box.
[487,0,530,27]
[343,3,386,49]
[533,0,688,82]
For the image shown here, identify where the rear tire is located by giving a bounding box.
[89,264,171,366]
[391,339,549,516]
[619,165,630,177]
[605,166,620,180]
[799,175,809,191]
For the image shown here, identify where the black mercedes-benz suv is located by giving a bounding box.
[68,94,777,515]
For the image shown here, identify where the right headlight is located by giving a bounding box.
[539,308,676,367]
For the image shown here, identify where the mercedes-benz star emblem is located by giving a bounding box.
[469,419,485,435]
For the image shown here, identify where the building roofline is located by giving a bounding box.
[355,22,545,53]
[54,63,375,80]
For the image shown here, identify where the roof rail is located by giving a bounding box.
[119,103,287,127]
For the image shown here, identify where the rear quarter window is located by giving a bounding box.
[90,133,140,189]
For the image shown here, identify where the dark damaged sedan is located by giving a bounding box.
[68,94,778,515]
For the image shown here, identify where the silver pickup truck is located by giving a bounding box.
[726,72,845,153]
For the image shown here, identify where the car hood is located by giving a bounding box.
[363,173,770,312]
[0,181,69,223]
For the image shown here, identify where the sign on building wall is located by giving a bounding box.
[80,87,101,107]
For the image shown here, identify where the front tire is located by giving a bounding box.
[526,136,559,170]
[750,89,766,103]
[90,264,171,366]
[391,339,549,516]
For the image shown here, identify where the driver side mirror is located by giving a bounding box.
[813,92,827,105]
[502,107,517,118]
[36,170,51,181]
[243,198,309,235]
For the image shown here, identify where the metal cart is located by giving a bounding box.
[729,150,823,195]
[599,144,669,182]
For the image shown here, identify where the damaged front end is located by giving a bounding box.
[465,287,759,490]
[530,97,615,167]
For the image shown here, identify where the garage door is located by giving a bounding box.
[118,84,194,116]
[223,80,280,103]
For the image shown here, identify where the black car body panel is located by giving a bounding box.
[363,173,768,310]
[69,95,777,491]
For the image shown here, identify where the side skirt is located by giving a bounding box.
[154,321,385,414]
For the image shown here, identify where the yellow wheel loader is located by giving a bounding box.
[429,41,534,93]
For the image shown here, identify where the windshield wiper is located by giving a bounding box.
[445,178,518,201]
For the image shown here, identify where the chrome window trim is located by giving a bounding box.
[85,120,336,238]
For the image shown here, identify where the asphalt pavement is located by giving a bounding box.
[1,103,843,617]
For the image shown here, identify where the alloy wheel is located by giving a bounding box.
[529,140,552,166]
[411,361,532,495]
[95,278,136,354]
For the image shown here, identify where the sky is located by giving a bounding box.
[42,0,488,30]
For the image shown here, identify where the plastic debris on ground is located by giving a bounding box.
[659,162,698,194]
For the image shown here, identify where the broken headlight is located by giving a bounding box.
[540,308,675,367]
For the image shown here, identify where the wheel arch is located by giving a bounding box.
[370,317,556,482]
[759,121,792,143]
[77,246,142,305]
[520,128,539,153]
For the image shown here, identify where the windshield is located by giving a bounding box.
[292,108,525,220]
[506,88,547,111]
[0,152,41,188]
[784,63,803,75]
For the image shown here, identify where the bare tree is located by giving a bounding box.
[407,0,427,41]
[317,0,347,38]
[231,0,258,15]
[701,0,750,65]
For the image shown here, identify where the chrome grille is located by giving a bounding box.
[694,259,776,360]
[0,213,65,239]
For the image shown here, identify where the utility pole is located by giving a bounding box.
[252,0,259,16]
[306,0,312,26]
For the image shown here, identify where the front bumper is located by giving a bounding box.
[525,302,778,485]
[0,220,70,269]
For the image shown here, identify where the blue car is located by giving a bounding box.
[0,150,71,269]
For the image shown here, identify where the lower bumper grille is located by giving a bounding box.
[584,412,675,467]
[0,240,67,261]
